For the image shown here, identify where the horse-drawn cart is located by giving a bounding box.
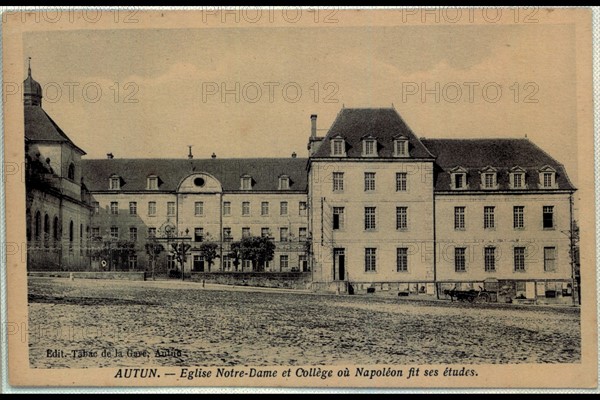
[443,287,495,303]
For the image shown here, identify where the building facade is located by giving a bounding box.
[24,70,577,303]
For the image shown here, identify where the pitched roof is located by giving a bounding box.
[24,105,86,154]
[421,138,575,191]
[80,158,308,192]
[312,108,434,159]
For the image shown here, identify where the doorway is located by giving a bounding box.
[333,248,345,281]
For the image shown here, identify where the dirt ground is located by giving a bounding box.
[27,277,580,368]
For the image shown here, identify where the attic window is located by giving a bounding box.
[394,137,409,157]
[539,166,557,189]
[279,175,290,190]
[331,138,346,157]
[109,175,121,190]
[362,138,378,157]
[510,167,527,189]
[480,167,499,190]
[147,176,159,190]
[450,167,468,190]
[241,176,252,190]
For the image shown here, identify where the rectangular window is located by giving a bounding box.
[110,201,119,215]
[484,247,496,272]
[279,177,290,190]
[299,227,307,241]
[333,172,344,191]
[147,227,156,238]
[261,227,270,238]
[222,255,232,271]
[280,201,288,216]
[455,247,466,272]
[484,173,495,188]
[396,248,408,272]
[110,177,120,190]
[242,227,250,238]
[193,255,204,272]
[195,201,204,216]
[129,201,137,215]
[333,207,345,230]
[261,201,269,216]
[396,206,408,230]
[454,206,465,230]
[167,255,176,270]
[194,228,204,242]
[91,227,100,239]
[223,227,232,242]
[129,227,137,241]
[110,226,119,239]
[544,247,556,272]
[299,201,308,216]
[513,206,525,229]
[365,248,377,272]
[395,140,407,156]
[364,140,375,155]
[396,172,407,192]
[299,255,308,272]
[543,172,553,188]
[364,172,376,191]
[92,201,100,214]
[167,202,176,216]
[222,201,231,216]
[543,206,554,229]
[279,227,289,242]
[280,255,289,270]
[148,201,156,216]
[147,177,158,190]
[128,254,138,270]
[484,206,495,229]
[333,140,343,156]
[455,174,464,189]
[241,177,252,190]
[364,207,376,230]
[514,247,526,271]
[242,201,250,216]
[513,173,523,188]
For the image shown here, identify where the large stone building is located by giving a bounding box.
[24,69,578,303]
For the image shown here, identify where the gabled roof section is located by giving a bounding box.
[24,105,86,155]
[311,108,435,159]
[421,138,575,191]
[81,158,308,192]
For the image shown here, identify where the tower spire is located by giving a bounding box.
[28,57,31,77]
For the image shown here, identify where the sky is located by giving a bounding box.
[22,21,579,186]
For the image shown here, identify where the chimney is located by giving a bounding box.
[310,114,317,138]
[106,153,114,159]
[291,152,297,158]
[211,153,217,159]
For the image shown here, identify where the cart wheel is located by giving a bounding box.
[468,295,475,303]
[477,293,490,303]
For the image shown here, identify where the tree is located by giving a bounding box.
[145,240,164,280]
[239,236,275,272]
[198,241,219,272]
[229,242,242,271]
[91,239,136,271]
[170,241,191,279]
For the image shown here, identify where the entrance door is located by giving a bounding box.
[333,248,345,281]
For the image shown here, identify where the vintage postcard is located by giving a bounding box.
[2,7,597,390]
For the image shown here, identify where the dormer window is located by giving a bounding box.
[241,175,252,190]
[393,135,409,158]
[480,166,498,190]
[147,175,159,190]
[450,166,468,190]
[510,166,527,189]
[361,135,378,157]
[539,165,557,189]
[109,175,121,190]
[330,136,346,157]
[279,175,290,190]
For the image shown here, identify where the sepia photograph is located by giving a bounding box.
[2,7,597,389]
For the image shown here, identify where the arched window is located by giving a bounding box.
[69,220,74,242]
[26,211,32,241]
[53,216,59,242]
[44,214,50,246]
[34,211,41,241]
[68,163,75,180]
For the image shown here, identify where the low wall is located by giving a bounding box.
[28,271,146,281]
[188,272,312,290]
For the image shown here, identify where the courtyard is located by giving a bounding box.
[27,277,580,368]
